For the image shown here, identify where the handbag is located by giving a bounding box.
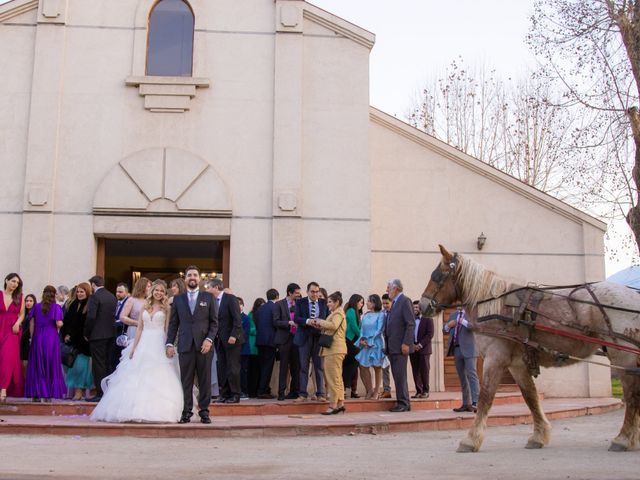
[116,328,129,348]
[318,317,345,348]
[60,342,78,368]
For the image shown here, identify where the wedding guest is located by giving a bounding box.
[379,293,393,399]
[355,294,386,399]
[410,300,434,399]
[255,289,279,399]
[273,283,301,401]
[25,286,66,401]
[84,276,117,402]
[384,279,415,412]
[342,294,363,398]
[56,285,70,312]
[0,273,25,402]
[120,277,150,345]
[61,283,94,401]
[311,291,346,415]
[293,282,327,402]
[241,297,261,398]
[318,288,328,302]
[169,278,186,305]
[111,282,130,370]
[206,278,244,404]
[20,294,37,374]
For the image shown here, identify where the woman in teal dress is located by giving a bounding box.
[60,283,94,400]
[355,294,385,399]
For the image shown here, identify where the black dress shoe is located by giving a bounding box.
[389,405,411,412]
[350,392,360,399]
[215,397,228,404]
[257,393,275,399]
[179,415,191,424]
[470,403,477,413]
[200,414,211,424]
[277,394,286,401]
[453,405,472,413]
[224,396,240,404]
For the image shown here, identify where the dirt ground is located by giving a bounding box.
[0,409,637,480]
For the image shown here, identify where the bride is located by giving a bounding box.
[90,280,183,423]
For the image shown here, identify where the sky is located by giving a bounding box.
[1,0,634,275]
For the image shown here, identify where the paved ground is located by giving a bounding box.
[0,409,636,480]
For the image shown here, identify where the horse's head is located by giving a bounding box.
[419,244,462,316]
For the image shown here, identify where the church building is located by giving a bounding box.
[0,0,610,396]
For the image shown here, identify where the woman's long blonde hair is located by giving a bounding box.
[144,279,170,331]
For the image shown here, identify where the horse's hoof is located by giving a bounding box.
[525,440,544,449]
[456,441,477,453]
[608,441,629,452]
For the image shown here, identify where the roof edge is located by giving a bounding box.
[304,2,375,50]
[369,106,607,232]
[0,0,38,22]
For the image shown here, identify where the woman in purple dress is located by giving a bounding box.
[25,285,67,401]
[0,273,25,402]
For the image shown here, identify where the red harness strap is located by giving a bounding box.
[532,323,640,356]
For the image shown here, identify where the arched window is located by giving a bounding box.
[146,0,194,76]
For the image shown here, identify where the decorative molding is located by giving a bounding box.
[303,4,375,50]
[38,0,67,24]
[0,0,38,22]
[369,107,607,231]
[93,148,232,217]
[125,76,210,113]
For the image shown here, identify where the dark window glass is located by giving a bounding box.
[146,0,194,76]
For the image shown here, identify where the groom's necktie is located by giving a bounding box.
[310,301,317,319]
[188,291,197,314]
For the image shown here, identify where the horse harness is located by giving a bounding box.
[474,284,640,377]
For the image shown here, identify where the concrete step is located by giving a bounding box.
[0,397,622,438]
[0,391,528,417]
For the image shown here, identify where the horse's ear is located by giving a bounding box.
[439,244,453,261]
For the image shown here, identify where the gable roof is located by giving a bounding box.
[0,0,37,22]
[369,107,607,231]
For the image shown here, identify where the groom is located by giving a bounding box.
[166,266,218,424]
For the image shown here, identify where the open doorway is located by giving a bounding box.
[97,238,228,292]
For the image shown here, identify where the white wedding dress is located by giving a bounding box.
[90,310,183,423]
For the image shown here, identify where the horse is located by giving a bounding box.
[419,245,640,452]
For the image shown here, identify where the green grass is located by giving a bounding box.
[612,378,623,398]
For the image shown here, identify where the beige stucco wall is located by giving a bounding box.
[369,111,610,396]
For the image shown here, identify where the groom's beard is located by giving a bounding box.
[187,280,198,289]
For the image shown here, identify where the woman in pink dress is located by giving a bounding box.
[0,273,25,402]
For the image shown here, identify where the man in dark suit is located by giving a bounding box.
[273,283,301,401]
[384,278,415,412]
[255,288,279,399]
[293,281,327,402]
[166,266,218,424]
[84,275,117,402]
[205,278,244,404]
[445,307,479,412]
[410,300,434,399]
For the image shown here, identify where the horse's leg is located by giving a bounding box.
[609,373,640,452]
[508,363,551,449]
[457,355,506,453]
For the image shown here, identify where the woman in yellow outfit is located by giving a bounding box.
[310,291,347,415]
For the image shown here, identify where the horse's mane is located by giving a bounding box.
[457,254,510,317]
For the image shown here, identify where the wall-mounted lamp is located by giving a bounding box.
[477,232,487,250]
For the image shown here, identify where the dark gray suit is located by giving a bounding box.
[167,290,218,416]
[84,287,117,397]
[447,310,479,407]
[215,292,244,400]
[273,298,299,397]
[384,293,415,409]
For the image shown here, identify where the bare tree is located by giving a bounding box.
[529,0,640,253]
[408,59,576,196]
